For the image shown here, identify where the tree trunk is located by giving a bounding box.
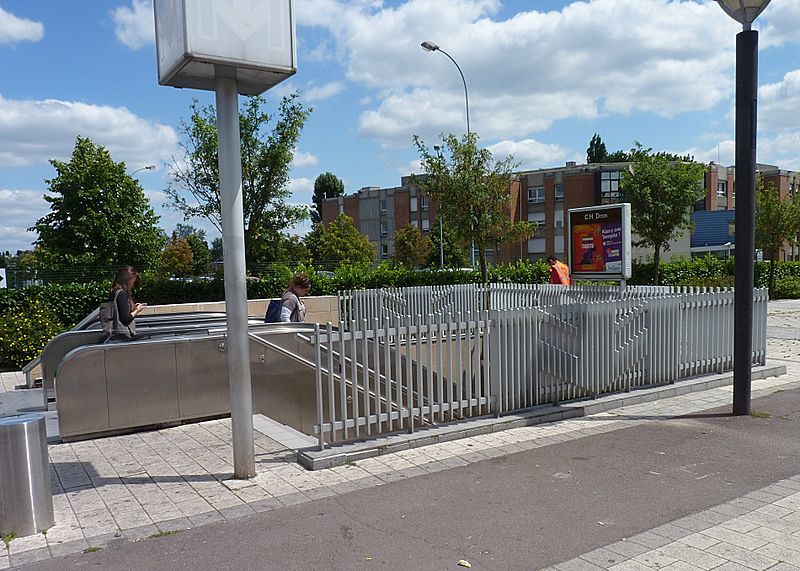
[768,257,777,298]
[479,249,490,311]
[653,245,661,286]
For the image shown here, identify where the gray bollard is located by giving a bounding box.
[0,414,54,537]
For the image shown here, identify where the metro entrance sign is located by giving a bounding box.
[154,0,296,479]
[567,203,632,281]
[154,0,296,94]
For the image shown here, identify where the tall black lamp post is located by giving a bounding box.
[715,0,771,415]
[421,40,475,266]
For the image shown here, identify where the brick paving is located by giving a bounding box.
[1,300,799,569]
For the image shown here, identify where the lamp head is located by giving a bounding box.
[715,0,771,30]
[421,41,439,52]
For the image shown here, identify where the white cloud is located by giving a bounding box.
[486,139,571,171]
[304,81,346,102]
[299,0,741,147]
[0,6,43,44]
[287,177,314,203]
[760,1,800,48]
[292,150,319,168]
[760,70,800,134]
[0,95,178,169]
[111,0,154,50]
[0,189,49,253]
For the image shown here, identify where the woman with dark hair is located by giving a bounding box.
[280,274,310,323]
[106,266,146,339]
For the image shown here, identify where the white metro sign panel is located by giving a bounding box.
[154,0,296,95]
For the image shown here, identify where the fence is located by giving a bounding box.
[312,285,768,448]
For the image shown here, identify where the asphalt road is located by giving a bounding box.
[20,386,800,571]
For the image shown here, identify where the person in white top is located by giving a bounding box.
[280,274,310,322]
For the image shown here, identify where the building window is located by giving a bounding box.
[554,184,564,201]
[421,219,430,232]
[380,223,388,237]
[528,186,545,203]
[380,244,389,259]
[410,196,418,212]
[379,199,387,215]
[528,211,546,236]
[716,181,727,197]
[554,210,564,229]
[420,195,429,211]
[338,203,344,214]
[528,237,546,253]
[600,171,621,204]
[410,219,418,229]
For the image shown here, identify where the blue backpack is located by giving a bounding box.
[264,299,282,323]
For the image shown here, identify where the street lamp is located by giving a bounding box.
[715,0,771,416]
[131,165,156,176]
[421,40,474,265]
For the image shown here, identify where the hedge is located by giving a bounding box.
[1,257,797,370]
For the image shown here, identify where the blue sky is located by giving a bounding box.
[1,0,799,254]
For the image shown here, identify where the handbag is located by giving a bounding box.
[99,289,134,339]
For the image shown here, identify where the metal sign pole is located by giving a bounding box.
[216,68,255,478]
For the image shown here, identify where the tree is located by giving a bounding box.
[587,133,608,163]
[311,172,345,224]
[755,177,800,296]
[306,215,375,265]
[210,237,223,263]
[159,237,194,277]
[393,224,432,268]
[31,136,165,269]
[621,143,706,284]
[173,224,211,276]
[165,93,312,266]
[425,215,469,268]
[413,132,534,286]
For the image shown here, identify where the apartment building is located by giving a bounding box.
[321,161,799,263]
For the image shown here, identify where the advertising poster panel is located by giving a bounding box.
[568,203,632,280]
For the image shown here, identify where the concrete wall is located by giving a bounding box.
[137,295,340,325]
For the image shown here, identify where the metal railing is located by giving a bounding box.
[315,285,768,448]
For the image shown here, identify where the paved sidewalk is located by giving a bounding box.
[548,474,800,571]
[2,300,799,569]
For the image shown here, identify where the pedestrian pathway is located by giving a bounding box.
[547,474,800,571]
[1,368,797,569]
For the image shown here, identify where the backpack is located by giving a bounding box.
[264,299,282,323]
[99,289,134,338]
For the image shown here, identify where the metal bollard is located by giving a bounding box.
[0,414,54,537]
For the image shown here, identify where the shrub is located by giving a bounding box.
[773,276,800,299]
[0,299,64,369]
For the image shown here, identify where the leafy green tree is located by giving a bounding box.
[425,215,469,268]
[276,234,312,263]
[159,237,193,278]
[587,133,608,163]
[210,237,223,263]
[393,224,432,268]
[311,172,345,224]
[755,177,800,296]
[165,93,312,266]
[413,132,534,286]
[306,215,375,265]
[173,224,211,276]
[31,136,166,269]
[605,150,630,163]
[621,143,705,284]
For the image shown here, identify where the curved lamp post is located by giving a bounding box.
[131,165,156,176]
[715,0,771,415]
[421,40,474,266]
